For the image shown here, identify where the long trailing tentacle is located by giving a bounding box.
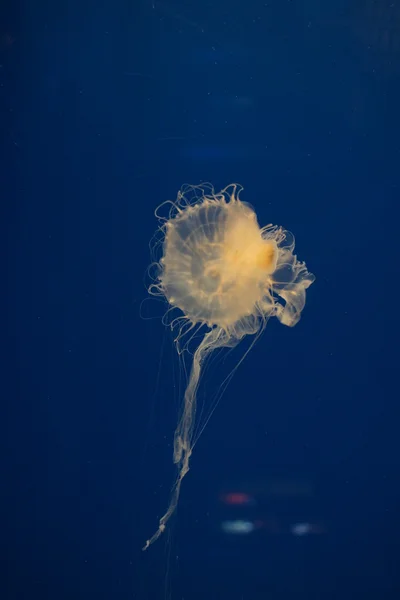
[142,327,224,550]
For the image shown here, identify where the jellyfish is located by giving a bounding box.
[143,183,315,550]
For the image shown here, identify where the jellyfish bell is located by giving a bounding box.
[143,183,315,550]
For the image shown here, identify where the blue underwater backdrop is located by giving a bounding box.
[3,0,400,599]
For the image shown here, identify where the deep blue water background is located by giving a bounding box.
[3,0,400,598]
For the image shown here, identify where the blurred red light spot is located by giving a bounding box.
[222,492,252,505]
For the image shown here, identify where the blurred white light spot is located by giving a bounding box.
[221,520,255,535]
[291,522,311,536]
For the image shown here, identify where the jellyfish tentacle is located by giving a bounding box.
[142,328,223,551]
